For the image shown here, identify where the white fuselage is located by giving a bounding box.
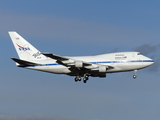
[26,52,154,74]
[9,31,154,82]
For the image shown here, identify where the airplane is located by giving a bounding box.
[9,31,154,83]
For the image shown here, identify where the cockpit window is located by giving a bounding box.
[137,52,141,55]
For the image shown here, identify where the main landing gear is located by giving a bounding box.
[75,74,89,83]
[83,74,89,83]
[75,76,81,82]
[133,70,137,79]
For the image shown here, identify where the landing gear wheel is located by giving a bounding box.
[133,75,137,79]
[133,70,137,79]
[75,78,78,82]
[84,76,89,80]
[83,74,89,83]
[75,76,81,82]
[83,80,87,83]
[78,77,81,81]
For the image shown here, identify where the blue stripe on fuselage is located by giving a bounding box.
[28,60,154,67]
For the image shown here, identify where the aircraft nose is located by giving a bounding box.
[146,58,154,66]
[150,59,154,65]
[142,55,154,67]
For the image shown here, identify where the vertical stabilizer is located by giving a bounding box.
[8,31,47,60]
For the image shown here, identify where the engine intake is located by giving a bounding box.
[99,66,107,72]
[91,66,108,72]
[75,61,83,68]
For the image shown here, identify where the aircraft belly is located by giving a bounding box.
[107,63,146,73]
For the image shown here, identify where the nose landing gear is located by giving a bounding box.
[133,70,137,79]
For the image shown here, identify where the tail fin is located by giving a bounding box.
[8,31,47,60]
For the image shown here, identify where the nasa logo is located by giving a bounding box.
[17,44,30,51]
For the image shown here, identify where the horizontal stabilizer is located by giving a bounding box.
[11,58,40,67]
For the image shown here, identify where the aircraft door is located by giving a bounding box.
[137,53,143,65]
[110,59,114,66]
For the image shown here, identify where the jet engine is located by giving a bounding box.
[75,61,83,68]
[91,66,108,72]
[98,66,108,72]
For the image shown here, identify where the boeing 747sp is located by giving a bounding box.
[9,32,154,83]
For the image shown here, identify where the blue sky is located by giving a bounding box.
[1,0,160,120]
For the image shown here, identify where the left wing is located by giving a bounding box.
[42,53,113,72]
[42,53,97,68]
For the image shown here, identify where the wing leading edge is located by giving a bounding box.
[42,53,114,73]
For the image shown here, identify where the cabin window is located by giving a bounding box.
[137,52,141,55]
[115,54,124,56]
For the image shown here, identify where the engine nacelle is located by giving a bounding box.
[75,61,83,68]
[99,66,107,72]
